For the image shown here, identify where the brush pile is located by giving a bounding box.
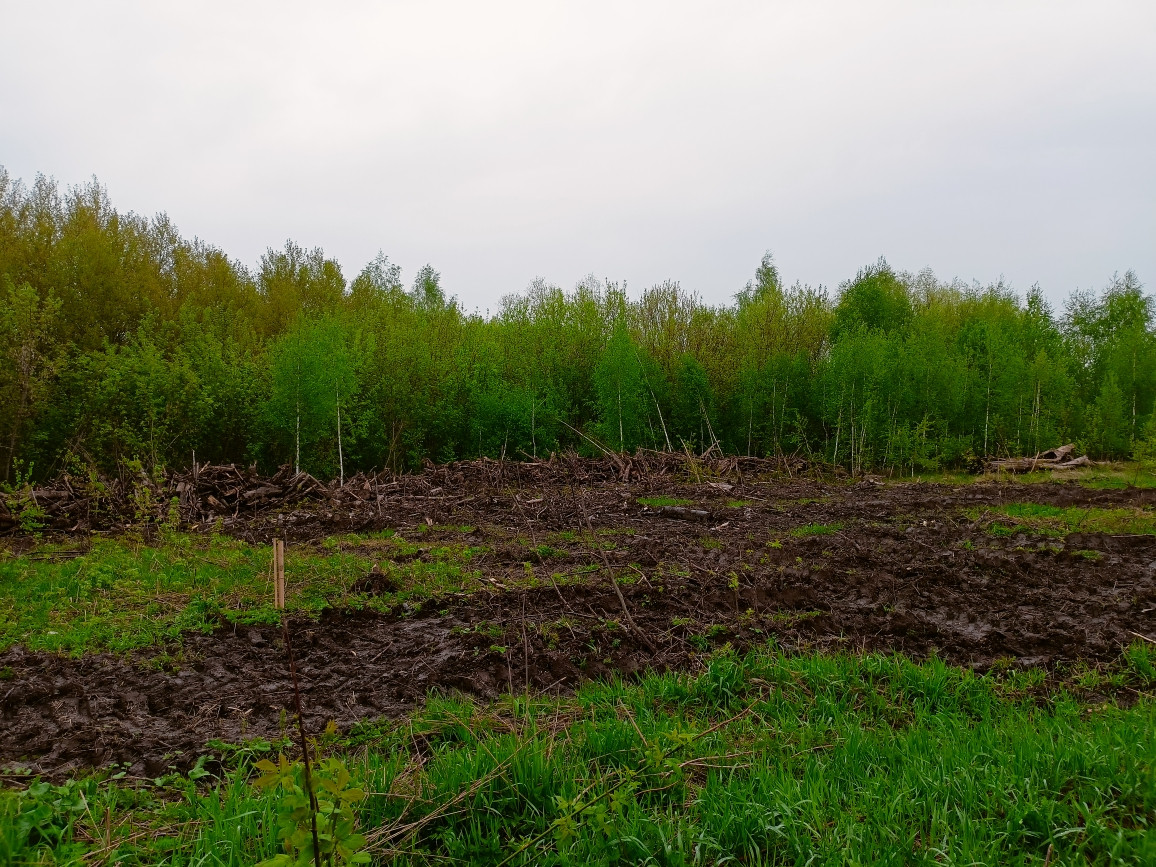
[985,444,1094,474]
[1,451,806,534]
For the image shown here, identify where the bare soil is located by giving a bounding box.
[2,458,1155,778]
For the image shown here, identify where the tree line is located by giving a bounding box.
[1,168,1153,483]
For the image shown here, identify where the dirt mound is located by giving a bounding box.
[349,568,401,595]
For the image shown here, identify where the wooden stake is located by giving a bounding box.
[274,539,285,609]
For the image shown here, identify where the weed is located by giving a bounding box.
[254,755,369,866]
[689,623,727,651]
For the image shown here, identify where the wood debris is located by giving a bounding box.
[985,444,1095,474]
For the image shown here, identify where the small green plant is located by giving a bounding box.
[15,497,46,535]
[254,754,369,867]
[124,458,160,525]
[1124,639,1155,684]
[789,523,842,538]
[4,460,46,534]
[7,778,92,854]
[689,623,727,651]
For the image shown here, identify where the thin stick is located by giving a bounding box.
[281,616,321,867]
[576,494,656,654]
[274,539,286,609]
[521,595,530,693]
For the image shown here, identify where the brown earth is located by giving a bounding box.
[2,459,1155,779]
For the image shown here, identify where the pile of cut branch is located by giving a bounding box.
[986,444,1093,474]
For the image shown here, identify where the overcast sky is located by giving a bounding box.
[2,1,1153,311]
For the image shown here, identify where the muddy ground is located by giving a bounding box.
[2,459,1155,778]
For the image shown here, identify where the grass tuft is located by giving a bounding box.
[789,522,843,538]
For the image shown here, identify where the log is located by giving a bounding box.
[986,444,1091,474]
[1038,443,1076,462]
[656,506,713,521]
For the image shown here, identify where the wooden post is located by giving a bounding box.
[274,539,285,609]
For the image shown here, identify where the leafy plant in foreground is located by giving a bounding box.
[254,754,370,867]
[2,778,91,859]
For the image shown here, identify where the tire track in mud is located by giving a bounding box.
[3,476,1155,778]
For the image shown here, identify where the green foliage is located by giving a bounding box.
[670,354,716,451]
[593,319,653,452]
[254,754,370,867]
[832,258,913,338]
[1134,411,1156,477]
[266,315,360,476]
[789,522,842,537]
[4,646,1154,864]
[3,167,1156,478]
[1,778,92,859]
[0,276,62,483]
[3,460,46,534]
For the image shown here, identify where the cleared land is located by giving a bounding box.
[1,457,1154,863]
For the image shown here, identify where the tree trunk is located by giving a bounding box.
[617,384,624,452]
[336,382,344,487]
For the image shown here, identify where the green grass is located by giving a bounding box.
[0,533,483,655]
[969,504,1156,539]
[788,522,843,538]
[4,642,1153,865]
[1010,463,1156,490]
[896,463,1156,490]
[637,496,695,507]
[899,470,978,486]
